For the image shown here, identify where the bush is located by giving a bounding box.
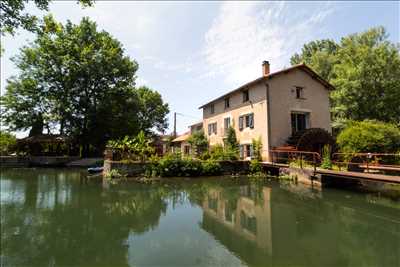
[251,137,263,161]
[0,131,17,155]
[337,120,400,153]
[187,130,208,157]
[146,153,222,177]
[201,160,222,176]
[249,159,262,173]
[320,145,332,170]
[209,144,238,160]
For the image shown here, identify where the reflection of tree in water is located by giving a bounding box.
[1,169,168,266]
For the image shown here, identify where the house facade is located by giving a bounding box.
[200,61,333,161]
[171,121,203,156]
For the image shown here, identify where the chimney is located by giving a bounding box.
[262,61,270,76]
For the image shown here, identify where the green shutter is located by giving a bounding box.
[249,113,254,129]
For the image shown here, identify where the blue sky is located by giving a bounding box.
[1,1,399,137]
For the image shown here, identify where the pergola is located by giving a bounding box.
[17,134,72,156]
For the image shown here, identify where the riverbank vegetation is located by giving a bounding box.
[0,131,17,156]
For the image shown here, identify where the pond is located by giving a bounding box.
[1,168,399,267]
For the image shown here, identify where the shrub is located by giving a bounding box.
[107,130,155,162]
[0,131,17,155]
[337,120,400,153]
[104,169,126,180]
[201,160,222,176]
[251,137,263,161]
[146,153,222,177]
[249,159,263,173]
[187,130,208,157]
[209,144,238,160]
[320,145,332,170]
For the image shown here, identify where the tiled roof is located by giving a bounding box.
[198,64,334,109]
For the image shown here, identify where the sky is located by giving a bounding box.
[1,1,399,137]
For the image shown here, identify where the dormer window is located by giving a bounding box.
[242,90,249,102]
[224,97,230,109]
[295,86,304,99]
[210,104,215,114]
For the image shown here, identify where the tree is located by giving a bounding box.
[251,137,262,161]
[336,120,400,153]
[136,86,169,134]
[225,126,238,151]
[0,130,17,155]
[290,27,400,126]
[291,39,339,81]
[0,0,93,35]
[331,27,400,125]
[187,130,208,157]
[1,16,169,155]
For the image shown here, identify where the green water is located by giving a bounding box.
[1,168,399,267]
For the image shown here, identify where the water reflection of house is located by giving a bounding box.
[202,186,272,255]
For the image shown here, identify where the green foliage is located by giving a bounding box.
[291,39,339,81]
[251,137,262,161]
[201,160,222,176]
[1,16,168,155]
[0,131,17,155]
[209,144,238,161]
[225,126,238,150]
[136,86,169,134]
[1,0,93,35]
[291,27,400,126]
[249,159,262,174]
[320,145,333,170]
[104,169,126,180]
[337,120,400,153]
[187,130,208,157]
[107,131,155,162]
[146,153,222,177]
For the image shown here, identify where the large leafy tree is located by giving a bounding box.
[136,86,169,134]
[0,0,93,35]
[291,27,400,127]
[1,16,169,155]
[291,39,339,81]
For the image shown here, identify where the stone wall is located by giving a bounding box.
[279,166,321,187]
[219,160,250,175]
[103,160,151,177]
[0,156,80,167]
[0,156,30,167]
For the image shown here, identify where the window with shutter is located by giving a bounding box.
[249,113,254,129]
[239,116,244,131]
[239,145,244,159]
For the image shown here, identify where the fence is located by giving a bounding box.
[268,150,400,174]
[331,153,400,173]
[269,149,321,172]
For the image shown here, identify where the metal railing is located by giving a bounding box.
[331,153,400,173]
[269,149,321,172]
[268,150,400,174]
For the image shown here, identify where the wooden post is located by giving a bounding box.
[300,154,303,169]
[313,153,316,172]
[173,112,177,138]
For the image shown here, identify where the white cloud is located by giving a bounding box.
[203,1,334,86]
